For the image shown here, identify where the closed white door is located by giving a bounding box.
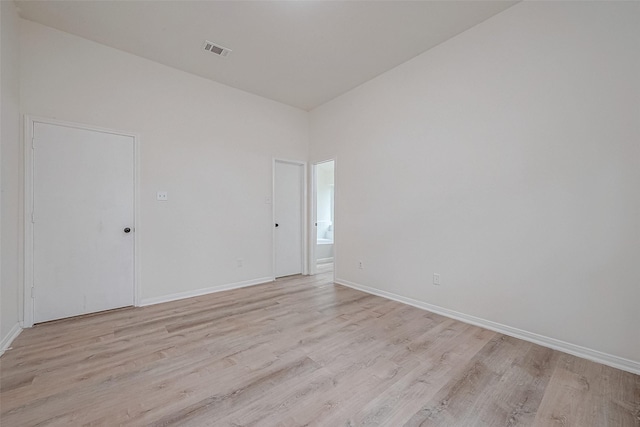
[274,160,303,278]
[33,122,135,323]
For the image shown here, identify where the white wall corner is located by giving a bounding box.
[335,278,640,376]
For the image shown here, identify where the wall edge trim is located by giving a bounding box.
[139,276,274,307]
[335,278,640,375]
[0,323,23,357]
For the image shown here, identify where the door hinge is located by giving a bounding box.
[32,138,35,149]
[31,286,35,299]
[31,211,35,223]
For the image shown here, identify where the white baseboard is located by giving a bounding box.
[335,278,640,375]
[139,276,274,307]
[317,257,334,265]
[0,323,23,357]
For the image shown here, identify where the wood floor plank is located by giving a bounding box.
[532,354,640,426]
[1,268,637,426]
[348,326,497,427]
[402,335,553,426]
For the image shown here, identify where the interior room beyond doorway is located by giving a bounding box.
[315,160,334,270]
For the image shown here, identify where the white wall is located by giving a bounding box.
[310,2,640,364]
[1,1,23,347]
[20,20,309,303]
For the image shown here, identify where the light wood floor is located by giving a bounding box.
[1,268,638,426]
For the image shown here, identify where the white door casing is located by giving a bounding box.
[310,162,318,276]
[28,119,136,323]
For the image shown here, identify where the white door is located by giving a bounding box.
[274,160,303,278]
[33,122,135,323]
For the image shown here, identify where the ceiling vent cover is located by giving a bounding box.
[203,40,231,58]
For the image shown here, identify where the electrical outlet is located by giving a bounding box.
[358,260,364,270]
[156,191,168,201]
[237,258,243,268]
[433,273,440,285]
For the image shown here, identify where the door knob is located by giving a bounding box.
[124,227,131,233]
[275,223,279,227]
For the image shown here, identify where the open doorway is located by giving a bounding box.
[312,160,335,276]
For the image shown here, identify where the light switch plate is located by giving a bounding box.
[157,191,168,201]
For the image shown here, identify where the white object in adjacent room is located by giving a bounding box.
[32,121,135,323]
[274,160,304,278]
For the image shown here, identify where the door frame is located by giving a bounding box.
[272,158,308,279]
[23,115,141,327]
[309,158,337,281]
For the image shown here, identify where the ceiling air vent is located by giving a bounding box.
[203,40,231,58]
